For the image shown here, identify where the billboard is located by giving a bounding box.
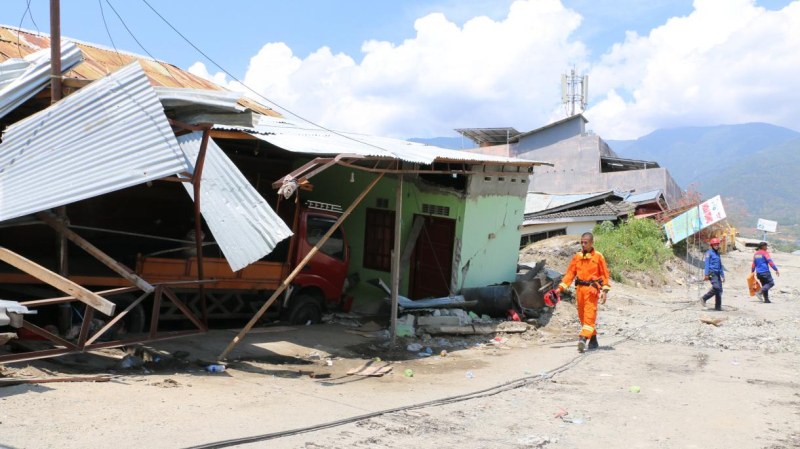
[756,218,778,233]
[663,195,727,244]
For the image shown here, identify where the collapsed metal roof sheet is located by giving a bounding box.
[178,133,292,272]
[155,87,244,113]
[216,116,546,166]
[0,40,82,120]
[0,62,190,222]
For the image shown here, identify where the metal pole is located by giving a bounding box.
[193,128,212,325]
[390,171,403,345]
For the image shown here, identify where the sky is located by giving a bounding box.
[1,0,798,140]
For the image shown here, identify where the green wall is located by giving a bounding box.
[303,164,525,306]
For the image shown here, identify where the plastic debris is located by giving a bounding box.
[466,371,475,379]
[406,343,423,352]
[629,385,641,393]
[404,368,414,377]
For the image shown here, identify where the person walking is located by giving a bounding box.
[752,241,780,303]
[557,232,611,353]
[701,237,725,311]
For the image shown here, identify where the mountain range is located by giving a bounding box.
[411,123,800,241]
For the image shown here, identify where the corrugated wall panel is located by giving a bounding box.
[178,133,292,272]
[0,62,189,222]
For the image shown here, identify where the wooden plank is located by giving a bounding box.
[37,212,154,293]
[0,375,112,387]
[0,248,115,315]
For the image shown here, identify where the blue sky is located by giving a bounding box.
[1,0,797,139]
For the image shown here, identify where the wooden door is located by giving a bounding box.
[409,215,456,299]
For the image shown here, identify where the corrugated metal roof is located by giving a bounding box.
[0,62,190,222]
[525,191,614,215]
[0,26,279,118]
[0,41,82,120]
[524,202,628,223]
[624,189,664,204]
[216,116,547,166]
[178,133,292,272]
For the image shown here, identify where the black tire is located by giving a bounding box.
[102,296,147,337]
[286,294,323,325]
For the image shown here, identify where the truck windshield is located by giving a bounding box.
[306,216,345,260]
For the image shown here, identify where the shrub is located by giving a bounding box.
[593,219,672,281]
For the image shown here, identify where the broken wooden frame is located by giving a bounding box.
[0,245,206,364]
[0,121,215,365]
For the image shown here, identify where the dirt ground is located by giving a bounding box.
[1,245,799,449]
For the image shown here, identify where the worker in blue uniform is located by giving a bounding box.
[701,238,725,311]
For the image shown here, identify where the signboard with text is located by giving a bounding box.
[663,195,727,244]
[756,218,778,233]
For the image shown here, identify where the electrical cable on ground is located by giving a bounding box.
[185,290,701,449]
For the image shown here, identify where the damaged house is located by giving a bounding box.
[458,114,683,206]
[0,26,546,362]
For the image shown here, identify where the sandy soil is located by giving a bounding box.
[1,247,798,449]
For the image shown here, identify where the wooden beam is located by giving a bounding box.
[219,172,386,360]
[209,129,257,140]
[0,248,115,316]
[37,212,154,293]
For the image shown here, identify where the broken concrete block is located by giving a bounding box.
[417,316,461,327]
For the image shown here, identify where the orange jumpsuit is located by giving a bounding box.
[558,249,611,339]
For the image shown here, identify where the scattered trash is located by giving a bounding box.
[569,417,585,425]
[396,314,416,337]
[373,357,382,363]
[307,352,322,360]
[325,359,333,366]
[425,347,433,354]
[517,435,555,447]
[554,408,569,419]
[629,385,641,393]
[440,350,448,357]
[406,343,423,352]
[206,364,226,373]
[465,371,475,379]
[404,368,414,378]
[507,309,521,321]
[116,354,144,370]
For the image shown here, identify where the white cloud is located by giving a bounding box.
[587,0,800,138]
[188,0,800,141]
[189,0,587,138]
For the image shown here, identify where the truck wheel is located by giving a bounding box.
[287,294,323,325]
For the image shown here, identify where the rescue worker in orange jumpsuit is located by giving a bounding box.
[558,232,611,353]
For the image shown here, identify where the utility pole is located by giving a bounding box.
[50,0,71,332]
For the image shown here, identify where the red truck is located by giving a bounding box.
[136,202,351,325]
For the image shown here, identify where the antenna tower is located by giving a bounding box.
[561,68,588,117]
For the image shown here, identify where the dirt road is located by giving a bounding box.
[1,249,798,449]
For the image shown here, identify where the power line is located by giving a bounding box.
[98,0,124,65]
[139,0,394,154]
[103,0,182,86]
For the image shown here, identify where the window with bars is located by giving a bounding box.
[421,203,450,217]
[363,208,395,271]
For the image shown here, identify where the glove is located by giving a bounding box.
[543,289,561,307]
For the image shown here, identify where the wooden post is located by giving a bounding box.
[390,172,403,345]
[219,173,385,360]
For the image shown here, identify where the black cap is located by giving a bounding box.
[758,241,768,249]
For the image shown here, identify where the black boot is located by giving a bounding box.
[588,335,599,350]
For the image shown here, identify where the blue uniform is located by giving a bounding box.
[752,249,779,302]
[702,249,724,310]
